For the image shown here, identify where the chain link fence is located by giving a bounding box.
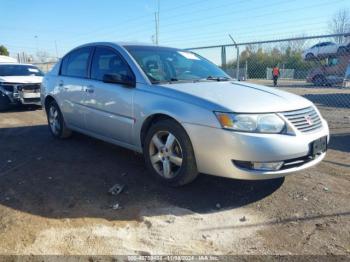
[187,33,350,132]
[31,61,57,73]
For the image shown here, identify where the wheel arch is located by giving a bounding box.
[44,95,56,112]
[140,113,183,147]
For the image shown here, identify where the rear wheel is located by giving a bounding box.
[46,100,72,139]
[305,53,315,60]
[143,119,198,187]
[313,75,326,86]
[337,46,347,55]
[0,92,11,111]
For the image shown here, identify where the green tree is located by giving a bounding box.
[0,45,9,56]
[226,44,319,79]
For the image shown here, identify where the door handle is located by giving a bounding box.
[85,85,94,94]
[58,80,64,87]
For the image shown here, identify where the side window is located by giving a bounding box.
[61,47,91,78]
[60,55,70,76]
[91,47,133,81]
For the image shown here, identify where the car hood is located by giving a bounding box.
[0,75,43,84]
[160,81,313,113]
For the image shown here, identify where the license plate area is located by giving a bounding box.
[21,92,41,99]
[311,136,327,156]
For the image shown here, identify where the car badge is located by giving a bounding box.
[305,115,313,125]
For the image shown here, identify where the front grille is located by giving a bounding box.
[1,83,41,93]
[281,155,314,169]
[23,98,40,103]
[282,107,322,133]
[17,84,41,92]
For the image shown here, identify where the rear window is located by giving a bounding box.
[61,47,92,78]
[0,65,44,76]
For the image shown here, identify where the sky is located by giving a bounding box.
[0,0,349,60]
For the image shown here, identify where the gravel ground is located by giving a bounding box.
[0,86,349,257]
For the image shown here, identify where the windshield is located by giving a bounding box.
[0,64,44,77]
[124,45,230,83]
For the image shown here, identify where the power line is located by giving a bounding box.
[75,0,340,45]
[63,0,215,45]
[156,0,344,39]
[2,0,347,54]
[160,17,328,43]
[57,0,257,46]
[40,0,343,50]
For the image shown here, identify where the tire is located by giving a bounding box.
[337,47,347,55]
[46,100,72,139]
[143,119,198,187]
[305,53,314,60]
[0,92,11,111]
[313,75,326,86]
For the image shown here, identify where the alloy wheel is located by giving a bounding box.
[48,106,61,135]
[149,131,183,178]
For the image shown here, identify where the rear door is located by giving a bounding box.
[83,46,135,144]
[322,42,336,55]
[316,43,327,56]
[57,46,93,129]
[312,43,321,56]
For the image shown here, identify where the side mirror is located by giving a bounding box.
[103,73,136,87]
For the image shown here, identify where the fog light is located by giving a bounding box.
[252,161,284,171]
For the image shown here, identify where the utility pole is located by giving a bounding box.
[155,0,160,45]
[229,34,240,81]
[154,12,158,45]
[34,35,39,53]
[54,40,59,59]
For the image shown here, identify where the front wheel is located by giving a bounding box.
[313,75,326,86]
[46,100,72,139]
[143,119,198,187]
[305,53,315,60]
[337,47,347,55]
[0,92,11,111]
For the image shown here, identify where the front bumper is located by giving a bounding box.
[0,84,41,105]
[17,91,41,105]
[183,119,329,180]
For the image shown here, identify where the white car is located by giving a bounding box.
[0,63,44,111]
[0,55,17,63]
[303,41,350,60]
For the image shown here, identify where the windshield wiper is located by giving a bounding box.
[206,76,231,81]
[147,74,161,84]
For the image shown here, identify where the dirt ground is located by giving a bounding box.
[0,86,349,257]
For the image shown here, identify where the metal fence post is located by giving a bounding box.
[236,46,240,81]
[229,35,240,80]
[221,46,226,69]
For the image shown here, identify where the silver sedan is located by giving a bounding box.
[41,42,329,186]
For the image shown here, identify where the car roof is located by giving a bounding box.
[72,41,180,51]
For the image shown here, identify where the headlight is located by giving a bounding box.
[215,112,285,133]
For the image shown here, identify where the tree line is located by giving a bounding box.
[225,45,317,79]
